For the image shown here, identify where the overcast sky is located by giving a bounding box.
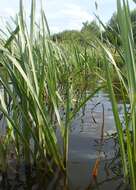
[0,0,135,33]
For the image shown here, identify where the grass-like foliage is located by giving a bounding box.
[99,0,136,189]
[0,0,102,185]
[1,0,136,189]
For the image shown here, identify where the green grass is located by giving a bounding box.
[0,0,102,185]
[1,0,136,189]
[98,0,136,189]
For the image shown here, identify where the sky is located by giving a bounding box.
[0,0,135,33]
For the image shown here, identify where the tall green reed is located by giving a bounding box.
[98,0,136,189]
[0,0,102,181]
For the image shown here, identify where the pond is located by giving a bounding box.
[0,90,128,190]
[67,91,127,190]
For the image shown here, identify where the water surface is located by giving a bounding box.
[68,91,124,190]
[0,91,126,190]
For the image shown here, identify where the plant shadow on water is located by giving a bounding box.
[67,91,130,190]
[0,91,129,190]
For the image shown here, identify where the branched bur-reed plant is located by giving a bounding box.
[0,0,103,187]
[98,0,136,189]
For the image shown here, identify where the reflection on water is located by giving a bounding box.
[68,91,125,190]
[0,90,128,190]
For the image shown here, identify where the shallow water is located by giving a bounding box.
[68,91,125,190]
[0,91,127,190]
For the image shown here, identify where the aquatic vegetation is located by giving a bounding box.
[99,0,136,189]
[0,0,102,188]
[0,0,136,189]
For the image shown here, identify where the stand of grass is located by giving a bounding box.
[0,0,103,184]
[98,0,136,189]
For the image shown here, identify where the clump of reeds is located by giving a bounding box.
[99,0,136,189]
[0,0,102,187]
